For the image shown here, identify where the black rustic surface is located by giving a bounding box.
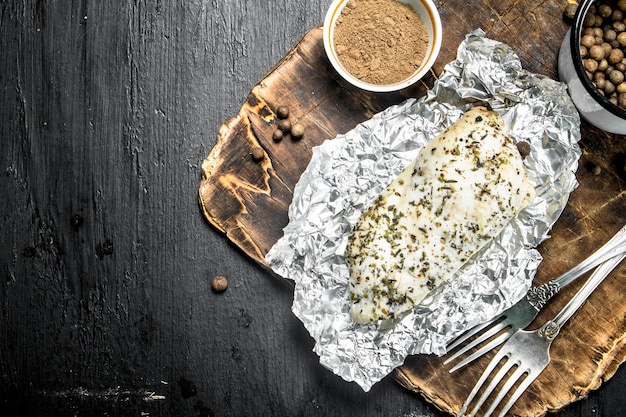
[1,1,625,417]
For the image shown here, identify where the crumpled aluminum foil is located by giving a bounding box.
[265,30,582,392]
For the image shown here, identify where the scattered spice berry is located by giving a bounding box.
[251,146,264,161]
[272,129,284,141]
[290,122,305,140]
[564,3,578,20]
[516,141,531,159]
[211,275,228,292]
[271,105,308,142]
[277,119,291,132]
[276,106,290,119]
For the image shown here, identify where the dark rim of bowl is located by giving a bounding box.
[571,0,626,118]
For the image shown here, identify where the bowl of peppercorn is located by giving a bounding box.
[559,0,626,134]
[323,0,442,92]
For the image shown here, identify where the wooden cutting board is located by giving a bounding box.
[199,1,626,415]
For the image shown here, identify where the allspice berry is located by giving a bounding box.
[251,146,264,161]
[584,58,599,73]
[605,80,616,94]
[609,48,624,65]
[581,34,595,49]
[610,69,624,85]
[277,119,291,132]
[272,129,284,141]
[211,276,228,292]
[589,44,606,60]
[290,123,305,140]
[563,3,578,20]
[599,4,612,18]
[276,106,290,119]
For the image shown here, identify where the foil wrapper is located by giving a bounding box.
[265,30,582,391]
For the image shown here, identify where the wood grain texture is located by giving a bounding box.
[4,1,439,417]
[3,0,626,416]
[199,0,626,416]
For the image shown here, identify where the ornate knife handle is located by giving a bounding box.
[527,224,626,310]
[537,253,626,342]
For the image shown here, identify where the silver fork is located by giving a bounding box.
[457,252,626,417]
[445,223,626,373]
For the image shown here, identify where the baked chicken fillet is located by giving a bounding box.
[346,106,535,323]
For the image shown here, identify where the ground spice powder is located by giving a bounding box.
[333,0,429,85]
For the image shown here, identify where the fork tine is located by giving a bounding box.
[482,365,529,417]
[445,319,511,366]
[494,367,544,417]
[448,328,514,373]
[467,353,517,417]
[457,347,510,417]
[447,315,501,351]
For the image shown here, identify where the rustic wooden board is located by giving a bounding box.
[199,1,626,415]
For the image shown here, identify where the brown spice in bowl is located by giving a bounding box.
[333,0,429,85]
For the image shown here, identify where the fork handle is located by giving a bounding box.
[528,224,626,310]
[538,252,626,341]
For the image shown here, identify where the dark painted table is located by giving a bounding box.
[1,1,625,416]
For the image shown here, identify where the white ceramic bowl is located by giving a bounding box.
[558,0,626,134]
[323,0,442,92]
